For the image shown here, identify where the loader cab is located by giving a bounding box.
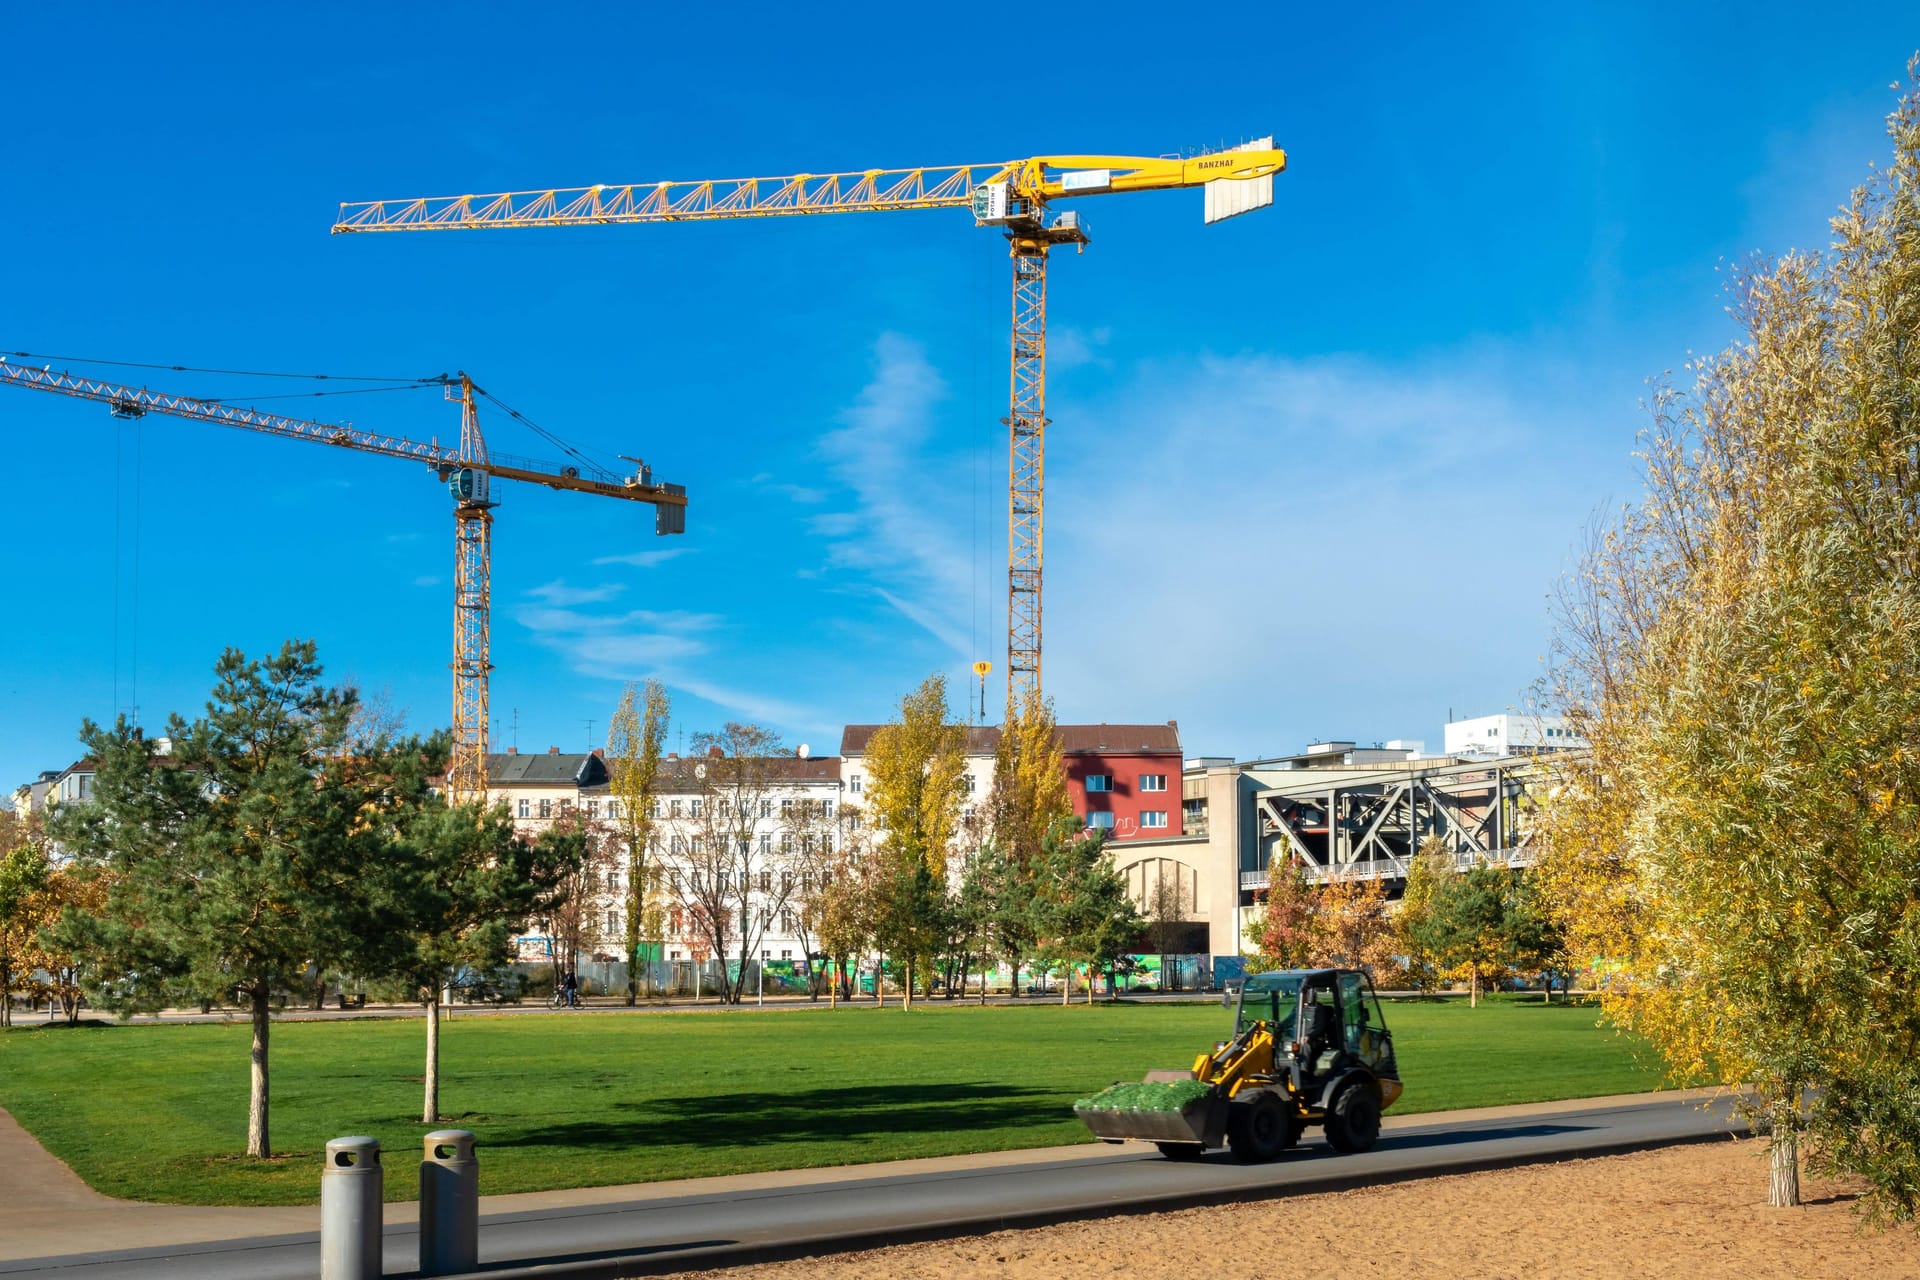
[1230,968,1397,1093]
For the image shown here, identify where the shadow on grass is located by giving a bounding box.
[493,1082,1061,1152]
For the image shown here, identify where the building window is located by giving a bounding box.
[605,909,618,933]
[1086,811,1116,830]
[1139,774,1167,792]
[538,798,552,819]
[517,799,529,818]
[1085,775,1113,793]
[759,833,771,855]
[822,799,834,818]
[670,798,682,819]
[963,773,976,794]
[670,870,682,894]
[609,801,621,819]
[1141,810,1168,829]
[760,800,772,818]
[690,798,702,818]
[586,800,600,819]
[849,774,862,793]
[781,798,794,814]
[850,814,864,832]
[781,833,794,853]
[781,948,792,960]
[760,870,772,893]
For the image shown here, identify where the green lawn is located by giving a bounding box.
[0,998,1666,1206]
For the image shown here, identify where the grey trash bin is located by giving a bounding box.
[419,1129,478,1276]
[320,1136,382,1280]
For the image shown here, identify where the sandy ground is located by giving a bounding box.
[680,1139,1920,1280]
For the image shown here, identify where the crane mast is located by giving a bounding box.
[335,143,1283,712]
[0,357,687,804]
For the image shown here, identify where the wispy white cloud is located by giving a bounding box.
[810,333,976,653]
[591,547,695,568]
[411,575,441,588]
[528,579,626,606]
[1049,324,1113,372]
[1036,348,1632,756]
[750,472,829,505]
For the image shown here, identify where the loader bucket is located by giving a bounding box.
[1074,1079,1226,1148]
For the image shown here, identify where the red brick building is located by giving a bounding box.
[837,720,1183,842]
[1059,722,1184,841]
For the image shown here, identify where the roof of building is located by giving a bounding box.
[838,721,1180,757]
[486,751,610,787]
[647,754,845,792]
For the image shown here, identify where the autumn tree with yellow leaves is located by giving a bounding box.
[863,672,968,1005]
[1538,64,1920,1221]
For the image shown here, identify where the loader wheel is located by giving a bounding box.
[1324,1082,1382,1154]
[1227,1089,1290,1163]
[1155,1142,1206,1160]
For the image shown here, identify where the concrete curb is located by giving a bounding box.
[441,1112,1745,1279]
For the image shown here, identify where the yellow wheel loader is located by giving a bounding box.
[1075,968,1403,1162]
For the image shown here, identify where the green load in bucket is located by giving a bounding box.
[1075,1079,1214,1113]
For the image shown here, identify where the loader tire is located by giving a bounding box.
[1155,1142,1206,1160]
[1325,1082,1381,1154]
[1227,1088,1290,1163]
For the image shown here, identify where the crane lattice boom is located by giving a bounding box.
[334,141,1284,712]
[331,152,1285,234]
[0,356,686,803]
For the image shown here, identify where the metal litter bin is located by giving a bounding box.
[320,1136,382,1280]
[419,1129,478,1276]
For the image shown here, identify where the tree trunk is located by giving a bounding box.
[1469,969,1479,1009]
[247,988,271,1158]
[1061,971,1071,1007]
[423,991,441,1124]
[1769,1100,1802,1207]
[902,960,914,1010]
[0,958,10,1028]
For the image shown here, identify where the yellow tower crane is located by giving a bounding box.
[332,142,1285,710]
[0,357,687,804]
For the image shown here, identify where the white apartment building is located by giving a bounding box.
[491,748,851,985]
[1443,713,1587,758]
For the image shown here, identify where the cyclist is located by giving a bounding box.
[560,968,579,1009]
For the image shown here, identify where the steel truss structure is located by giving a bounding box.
[1247,755,1574,891]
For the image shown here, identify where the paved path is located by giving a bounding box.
[0,1089,1740,1278]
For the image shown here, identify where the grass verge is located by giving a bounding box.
[0,996,1664,1206]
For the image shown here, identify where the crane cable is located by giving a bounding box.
[6,348,613,472]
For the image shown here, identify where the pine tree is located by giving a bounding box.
[48,641,405,1157]
[1031,818,1142,1005]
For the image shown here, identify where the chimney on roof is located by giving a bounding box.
[590,748,604,758]
[548,746,561,755]
[707,745,724,759]
[667,752,678,760]
[507,746,518,755]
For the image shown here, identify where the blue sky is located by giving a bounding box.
[3,6,1915,790]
